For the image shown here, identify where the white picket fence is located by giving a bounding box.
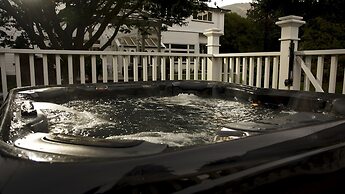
[295,49,345,94]
[0,49,284,96]
[1,48,345,101]
[0,49,212,98]
[215,52,280,89]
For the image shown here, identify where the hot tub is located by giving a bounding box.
[1,81,345,193]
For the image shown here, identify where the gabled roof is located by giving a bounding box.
[116,36,166,49]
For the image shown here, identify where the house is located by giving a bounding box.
[111,7,225,54]
[108,7,225,79]
[162,7,225,54]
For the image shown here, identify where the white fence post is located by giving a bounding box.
[0,53,8,99]
[276,15,305,90]
[203,28,223,81]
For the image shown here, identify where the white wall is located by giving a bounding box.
[161,10,224,54]
[162,31,199,45]
[167,11,225,34]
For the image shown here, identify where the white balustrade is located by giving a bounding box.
[91,55,97,83]
[56,55,62,85]
[1,47,345,102]
[248,57,254,86]
[14,54,21,87]
[29,54,35,86]
[0,53,8,98]
[201,57,206,80]
[272,57,279,89]
[0,49,211,101]
[161,57,166,81]
[43,54,49,85]
[214,52,280,89]
[132,56,139,82]
[80,55,85,84]
[68,55,73,84]
[264,57,271,88]
[296,49,345,93]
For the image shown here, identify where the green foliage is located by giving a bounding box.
[220,13,264,53]
[0,0,206,50]
[247,0,345,51]
[301,17,345,50]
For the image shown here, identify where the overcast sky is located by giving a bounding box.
[208,0,251,7]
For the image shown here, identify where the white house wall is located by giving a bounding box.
[167,12,224,34]
[162,31,199,45]
[99,9,225,53]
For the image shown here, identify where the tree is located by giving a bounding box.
[220,13,263,53]
[0,0,206,50]
[247,0,282,51]
[248,0,345,51]
[301,17,345,50]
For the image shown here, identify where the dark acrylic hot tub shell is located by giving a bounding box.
[1,81,345,193]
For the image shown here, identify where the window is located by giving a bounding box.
[193,11,213,22]
[171,50,187,54]
[165,44,195,53]
[199,44,207,54]
[208,12,212,22]
[171,44,188,49]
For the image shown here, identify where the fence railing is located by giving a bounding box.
[295,49,345,94]
[215,52,280,89]
[2,48,345,100]
[0,49,212,98]
[2,48,345,101]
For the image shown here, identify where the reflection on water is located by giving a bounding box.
[11,94,294,147]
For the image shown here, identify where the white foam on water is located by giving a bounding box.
[32,102,115,136]
[107,131,212,147]
[157,93,205,106]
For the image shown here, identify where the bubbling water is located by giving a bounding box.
[39,94,292,147]
[11,94,294,147]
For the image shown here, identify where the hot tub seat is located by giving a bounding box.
[223,112,338,133]
[14,132,167,158]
